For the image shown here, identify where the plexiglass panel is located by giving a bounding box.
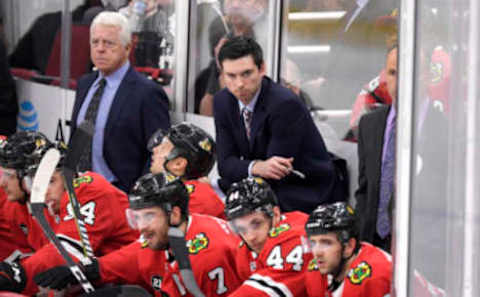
[281,0,397,139]
[188,0,273,116]
[408,0,480,295]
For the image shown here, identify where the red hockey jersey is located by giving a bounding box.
[229,211,312,297]
[20,172,138,296]
[98,240,168,296]
[184,180,225,220]
[160,214,242,297]
[0,188,35,261]
[305,242,392,297]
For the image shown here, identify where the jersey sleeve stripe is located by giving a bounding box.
[244,274,293,297]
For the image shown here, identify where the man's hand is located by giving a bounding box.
[34,259,100,291]
[0,262,26,293]
[252,157,293,180]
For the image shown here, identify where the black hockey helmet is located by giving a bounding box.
[147,122,216,180]
[0,131,52,179]
[129,172,189,216]
[24,141,68,177]
[225,177,278,221]
[305,202,358,244]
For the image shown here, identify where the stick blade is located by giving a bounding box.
[65,121,94,171]
[30,148,60,204]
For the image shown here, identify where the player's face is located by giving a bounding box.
[386,47,398,103]
[45,171,65,214]
[222,55,265,106]
[150,137,171,174]
[134,207,170,250]
[232,211,272,254]
[90,24,130,76]
[308,233,343,275]
[0,167,25,202]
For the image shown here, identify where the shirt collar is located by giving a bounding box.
[238,84,262,113]
[97,60,130,88]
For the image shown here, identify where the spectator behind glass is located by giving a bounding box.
[0,17,18,136]
[9,0,106,75]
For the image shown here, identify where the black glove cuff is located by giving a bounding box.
[83,258,101,282]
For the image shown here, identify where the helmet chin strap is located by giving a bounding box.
[331,243,356,284]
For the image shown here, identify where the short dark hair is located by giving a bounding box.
[218,36,263,69]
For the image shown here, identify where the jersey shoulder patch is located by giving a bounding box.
[347,261,372,285]
[268,223,291,238]
[308,258,319,271]
[73,175,94,188]
[187,232,209,254]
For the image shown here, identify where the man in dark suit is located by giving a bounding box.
[355,45,397,251]
[70,11,170,193]
[213,36,336,214]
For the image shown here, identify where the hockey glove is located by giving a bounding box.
[34,258,100,291]
[0,261,27,293]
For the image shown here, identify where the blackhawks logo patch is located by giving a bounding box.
[73,175,93,188]
[348,261,372,285]
[186,184,195,194]
[268,223,291,238]
[198,138,212,152]
[308,259,319,271]
[187,233,209,254]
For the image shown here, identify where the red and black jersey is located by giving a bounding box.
[98,240,168,296]
[185,180,225,220]
[161,214,242,297]
[2,198,57,253]
[230,211,312,297]
[305,242,392,297]
[0,188,36,261]
[20,172,138,296]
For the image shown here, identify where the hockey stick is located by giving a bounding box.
[78,285,152,297]
[30,148,95,293]
[63,121,95,259]
[168,228,205,297]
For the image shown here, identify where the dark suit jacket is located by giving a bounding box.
[71,66,170,192]
[213,77,336,214]
[355,105,390,243]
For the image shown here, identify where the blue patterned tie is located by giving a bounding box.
[78,79,106,172]
[377,119,396,238]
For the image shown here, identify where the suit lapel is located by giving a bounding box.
[372,106,390,185]
[249,78,269,151]
[104,66,135,136]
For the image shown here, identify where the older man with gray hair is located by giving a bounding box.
[70,11,170,193]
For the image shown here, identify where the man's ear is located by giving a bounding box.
[343,238,357,258]
[271,206,282,226]
[169,206,183,226]
[168,157,188,177]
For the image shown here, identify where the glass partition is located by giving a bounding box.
[281,0,397,139]
[188,0,274,116]
[406,0,480,295]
